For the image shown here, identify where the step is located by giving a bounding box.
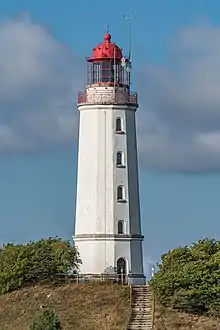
[129,325,152,328]
[130,318,152,320]
[129,326,152,328]
[131,315,151,318]
[127,285,153,330]
[131,318,152,320]
[129,324,152,326]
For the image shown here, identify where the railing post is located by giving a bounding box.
[120,269,123,284]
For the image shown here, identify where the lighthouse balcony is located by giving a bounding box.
[78,86,138,106]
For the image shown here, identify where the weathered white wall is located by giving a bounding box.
[74,86,145,283]
[126,110,142,235]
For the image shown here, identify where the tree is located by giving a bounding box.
[0,237,81,294]
[29,309,61,330]
[150,238,220,315]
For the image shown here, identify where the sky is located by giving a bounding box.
[0,0,220,277]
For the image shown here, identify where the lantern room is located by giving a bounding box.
[86,33,131,87]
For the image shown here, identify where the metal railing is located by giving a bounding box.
[78,89,138,106]
[54,272,129,285]
[125,284,133,329]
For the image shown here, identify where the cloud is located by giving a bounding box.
[0,16,83,152]
[137,23,220,173]
[1,17,220,173]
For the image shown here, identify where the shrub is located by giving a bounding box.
[29,309,61,330]
[150,238,220,315]
[0,237,81,294]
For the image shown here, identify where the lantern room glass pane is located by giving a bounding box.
[92,63,101,83]
[89,60,129,86]
[91,61,125,84]
[115,63,122,84]
[101,61,114,83]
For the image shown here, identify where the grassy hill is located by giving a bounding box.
[0,282,131,330]
[154,304,219,330]
[0,282,218,330]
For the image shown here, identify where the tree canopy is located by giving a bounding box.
[150,238,220,316]
[0,237,81,294]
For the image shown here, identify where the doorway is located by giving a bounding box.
[117,258,126,283]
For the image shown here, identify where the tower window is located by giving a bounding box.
[116,151,124,167]
[117,185,125,201]
[118,221,124,234]
[116,117,123,133]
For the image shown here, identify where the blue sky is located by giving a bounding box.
[1,0,220,277]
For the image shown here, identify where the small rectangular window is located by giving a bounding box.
[116,151,125,167]
[117,185,126,202]
[116,117,123,133]
[118,221,124,234]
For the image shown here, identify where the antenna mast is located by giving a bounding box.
[124,12,135,60]
[106,23,109,34]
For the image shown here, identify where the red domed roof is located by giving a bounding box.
[88,33,123,62]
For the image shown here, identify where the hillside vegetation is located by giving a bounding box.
[0,282,130,330]
[0,237,219,329]
[0,237,81,295]
[154,304,219,329]
[150,238,220,316]
[0,282,218,330]
[150,238,220,329]
[0,238,131,329]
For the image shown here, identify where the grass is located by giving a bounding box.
[0,282,219,330]
[154,303,220,330]
[0,282,131,330]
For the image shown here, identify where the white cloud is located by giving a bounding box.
[0,17,83,152]
[1,17,220,173]
[137,22,220,172]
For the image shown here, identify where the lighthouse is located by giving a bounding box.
[73,32,146,285]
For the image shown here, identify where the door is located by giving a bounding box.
[117,258,126,283]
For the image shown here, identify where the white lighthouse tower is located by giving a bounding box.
[74,32,146,285]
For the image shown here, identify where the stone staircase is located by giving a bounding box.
[127,284,153,330]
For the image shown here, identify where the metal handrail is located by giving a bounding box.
[54,272,129,284]
[125,284,133,329]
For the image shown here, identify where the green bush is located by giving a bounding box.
[150,238,220,316]
[0,237,81,294]
[29,309,61,330]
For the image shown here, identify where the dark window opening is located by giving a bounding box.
[117,185,124,201]
[116,117,122,132]
[118,221,124,234]
[116,151,123,166]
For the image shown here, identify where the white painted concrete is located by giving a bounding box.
[74,86,146,284]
